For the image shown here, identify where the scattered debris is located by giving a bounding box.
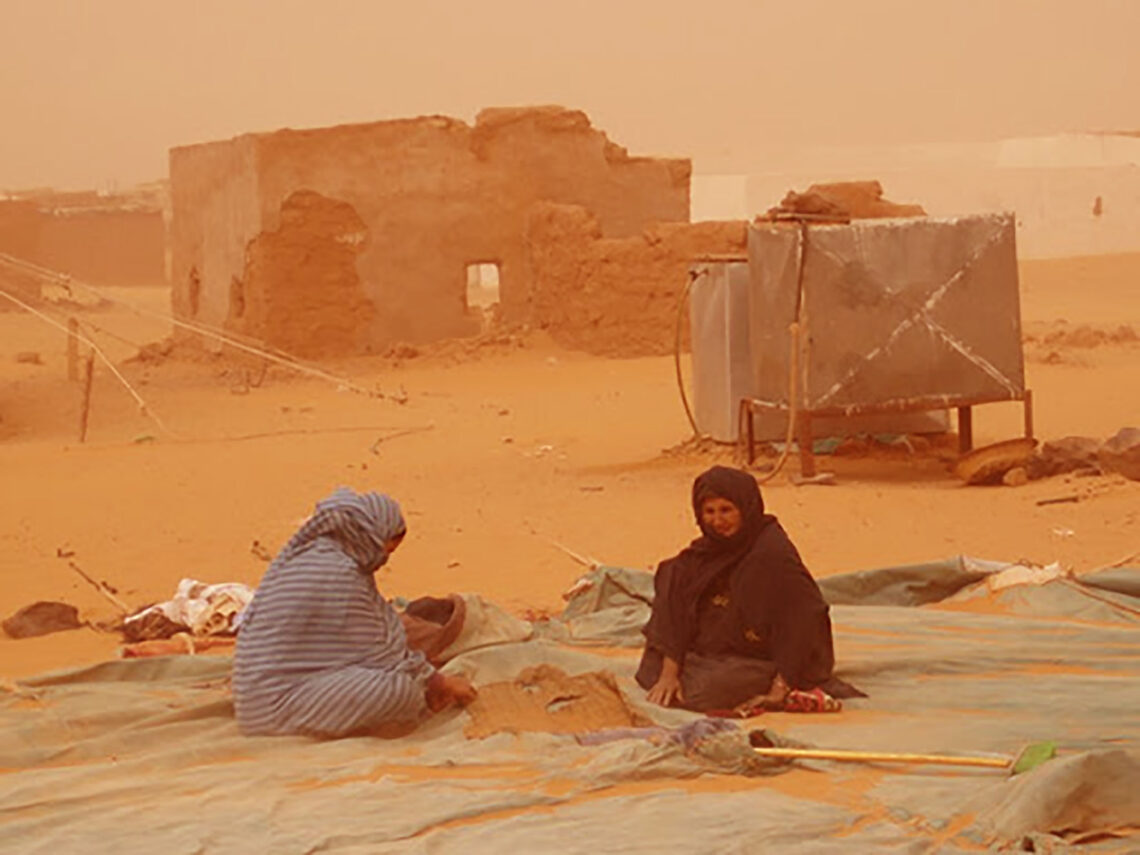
[1097,427,1140,482]
[1002,467,1029,487]
[122,579,253,642]
[579,485,605,492]
[1038,324,1139,349]
[368,423,435,455]
[792,472,838,486]
[121,610,190,643]
[250,540,274,562]
[1037,495,1080,507]
[447,560,461,569]
[561,576,595,602]
[384,342,421,360]
[0,678,41,701]
[2,601,83,639]
[65,560,130,614]
[1026,436,1102,479]
[954,438,1038,486]
[14,351,42,365]
[550,541,601,571]
[129,338,174,365]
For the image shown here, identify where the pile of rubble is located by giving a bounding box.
[956,428,1140,486]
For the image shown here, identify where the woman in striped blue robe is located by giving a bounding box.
[233,488,475,737]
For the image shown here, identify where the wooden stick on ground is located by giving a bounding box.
[752,747,1009,769]
[549,540,600,570]
[67,560,130,614]
[1035,494,1080,506]
[369,424,435,455]
[753,741,1057,776]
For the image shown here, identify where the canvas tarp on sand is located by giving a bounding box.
[2,561,1138,853]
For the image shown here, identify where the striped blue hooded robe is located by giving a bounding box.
[233,488,435,737]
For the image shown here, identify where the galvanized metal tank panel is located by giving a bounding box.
[689,260,754,442]
[745,214,1023,440]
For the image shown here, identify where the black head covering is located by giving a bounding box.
[691,465,766,551]
[640,467,774,660]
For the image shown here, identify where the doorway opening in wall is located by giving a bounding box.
[465,262,501,333]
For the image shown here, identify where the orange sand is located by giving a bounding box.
[1,254,1139,678]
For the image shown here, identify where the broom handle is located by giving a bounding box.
[752,747,1010,769]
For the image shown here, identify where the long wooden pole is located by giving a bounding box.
[67,560,130,614]
[67,317,79,381]
[752,747,1009,769]
[78,349,95,442]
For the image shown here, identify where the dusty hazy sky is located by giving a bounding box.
[2,0,1138,189]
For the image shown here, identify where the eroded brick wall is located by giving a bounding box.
[525,203,747,357]
[169,106,690,353]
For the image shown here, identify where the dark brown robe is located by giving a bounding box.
[636,466,859,712]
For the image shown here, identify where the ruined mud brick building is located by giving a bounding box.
[169,106,748,358]
[0,186,166,292]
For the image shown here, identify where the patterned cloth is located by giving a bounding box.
[233,488,435,737]
[707,687,843,719]
[783,687,843,714]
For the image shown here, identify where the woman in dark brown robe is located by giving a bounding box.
[636,466,860,714]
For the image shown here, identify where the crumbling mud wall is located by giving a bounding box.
[231,191,373,357]
[170,106,690,353]
[0,193,165,288]
[525,203,747,357]
[763,181,926,220]
[169,137,261,329]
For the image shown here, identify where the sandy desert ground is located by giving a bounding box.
[1,253,1138,678]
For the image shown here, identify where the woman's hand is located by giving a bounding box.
[426,672,478,712]
[646,656,684,707]
[647,673,684,707]
[442,674,477,706]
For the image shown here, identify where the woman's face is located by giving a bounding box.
[701,497,742,538]
[385,532,406,556]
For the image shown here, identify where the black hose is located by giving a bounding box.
[675,268,705,438]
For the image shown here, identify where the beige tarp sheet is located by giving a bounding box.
[2,562,1138,853]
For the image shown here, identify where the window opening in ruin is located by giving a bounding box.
[465,262,501,311]
[466,262,501,334]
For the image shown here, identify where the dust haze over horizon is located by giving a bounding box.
[2,0,1138,190]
